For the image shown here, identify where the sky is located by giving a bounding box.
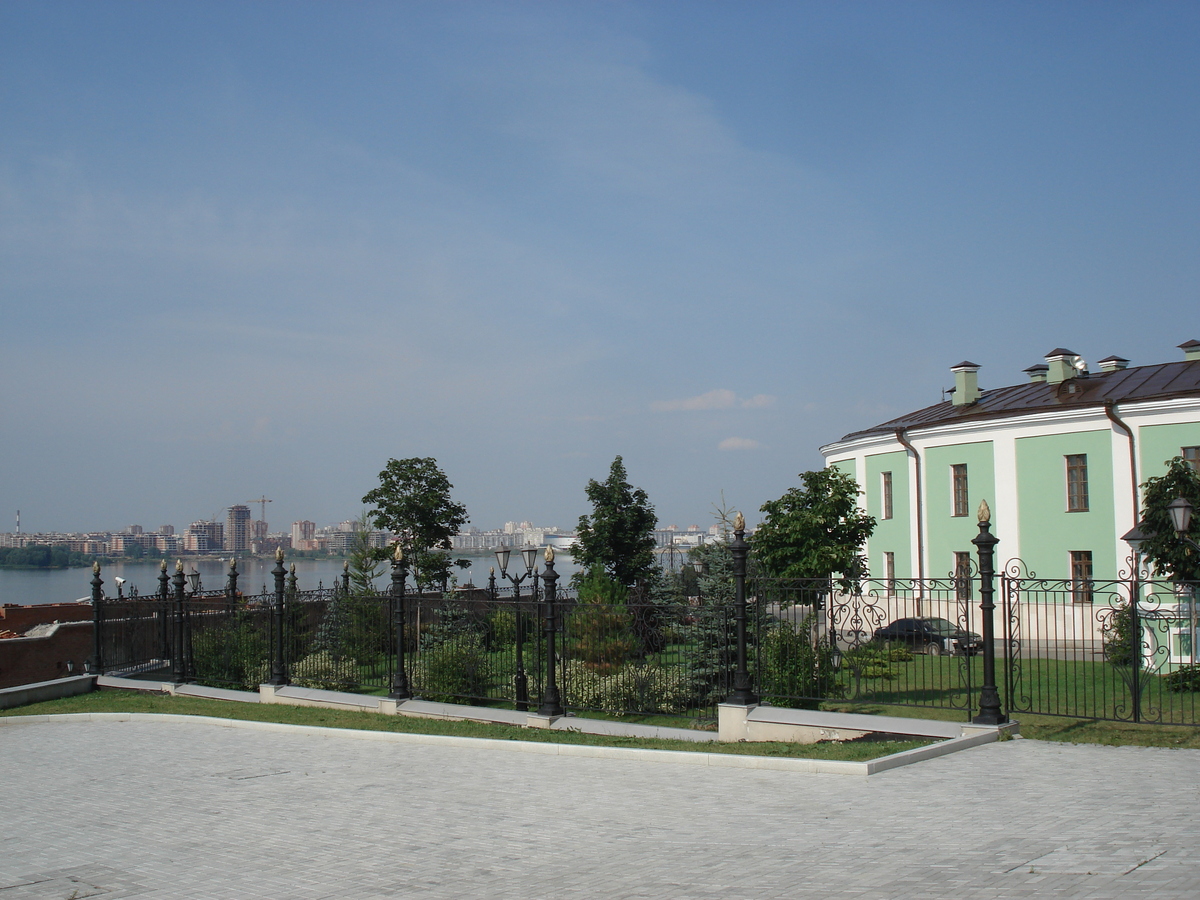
[2,1,1198,536]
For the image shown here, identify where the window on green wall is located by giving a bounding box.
[881,471,893,520]
[951,464,968,517]
[1184,446,1199,471]
[1066,454,1089,512]
[954,552,972,602]
[1070,551,1093,603]
[884,551,895,594]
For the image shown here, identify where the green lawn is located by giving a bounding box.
[0,690,928,762]
[829,652,1200,726]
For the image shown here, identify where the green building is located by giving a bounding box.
[821,341,1200,591]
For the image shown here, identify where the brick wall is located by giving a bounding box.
[0,621,93,689]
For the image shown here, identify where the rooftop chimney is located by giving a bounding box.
[1024,364,1049,384]
[950,361,982,407]
[1045,348,1082,385]
[1181,340,1200,362]
[1097,355,1130,373]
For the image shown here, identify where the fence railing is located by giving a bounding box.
[85,562,1200,727]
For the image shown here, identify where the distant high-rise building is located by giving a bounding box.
[160,525,175,536]
[226,505,251,552]
[291,521,316,545]
[185,521,224,552]
[251,520,268,541]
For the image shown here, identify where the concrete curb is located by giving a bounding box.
[0,711,1003,775]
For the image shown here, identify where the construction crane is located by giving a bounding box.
[246,496,272,524]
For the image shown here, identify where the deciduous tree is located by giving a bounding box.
[362,457,470,590]
[753,467,875,584]
[1139,457,1200,581]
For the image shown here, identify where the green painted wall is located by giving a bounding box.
[865,450,911,578]
[830,458,857,480]
[925,442,995,578]
[1139,422,1200,486]
[1016,430,1116,579]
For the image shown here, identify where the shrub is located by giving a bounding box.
[412,634,493,703]
[1164,664,1200,693]
[1103,603,1136,666]
[190,614,270,690]
[484,609,516,648]
[292,650,361,691]
[561,659,693,716]
[567,568,639,674]
[758,621,842,709]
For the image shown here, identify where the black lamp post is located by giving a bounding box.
[1167,497,1200,667]
[538,546,564,717]
[389,543,412,700]
[496,545,538,711]
[1169,497,1199,550]
[972,500,1007,725]
[187,567,202,596]
[1120,519,1149,721]
[726,512,758,706]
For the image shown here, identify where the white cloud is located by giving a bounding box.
[651,390,776,412]
[718,437,761,451]
[740,394,776,409]
[652,389,736,411]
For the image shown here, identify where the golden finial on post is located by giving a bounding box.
[733,511,745,532]
[160,559,167,572]
[977,499,991,525]
[176,559,184,573]
[544,546,555,564]
[275,546,284,562]
[93,561,100,575]
[393,542,404,562]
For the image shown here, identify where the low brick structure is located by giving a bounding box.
[0,604,94,689]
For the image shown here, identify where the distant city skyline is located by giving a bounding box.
[3,3,1198,535]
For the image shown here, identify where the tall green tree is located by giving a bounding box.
[1139,457,1200,581]
[363,457,470,591]
[575,455,658,587]
[753,467,876,583]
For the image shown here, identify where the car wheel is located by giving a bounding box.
[925,641,943,657]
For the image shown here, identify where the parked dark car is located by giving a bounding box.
[873,617,983,656]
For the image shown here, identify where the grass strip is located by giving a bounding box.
[822,701,1200,749]
[1,689,930,762]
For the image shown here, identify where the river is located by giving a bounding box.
[0,552,582,606]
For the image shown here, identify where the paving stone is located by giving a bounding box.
[4,717,1200,898]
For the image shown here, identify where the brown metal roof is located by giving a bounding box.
[839,359,1200,442]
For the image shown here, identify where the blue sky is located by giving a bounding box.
[2,1,1198,535]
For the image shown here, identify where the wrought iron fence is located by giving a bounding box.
[1001,562,1200,724]
[86,561,1200,727]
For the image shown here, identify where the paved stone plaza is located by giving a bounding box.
[3,715,1199,899]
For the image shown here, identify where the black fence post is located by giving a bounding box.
[157,559,171,662]
[389,545,412,700]
[227,558,239,602]
[538,548,564,717]
[1130,567,1142,723]
[268,548,288,685]
[89,562,104,675]
[172,560,188,683]
[972,500,1007,725]
[726,512,758,706]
